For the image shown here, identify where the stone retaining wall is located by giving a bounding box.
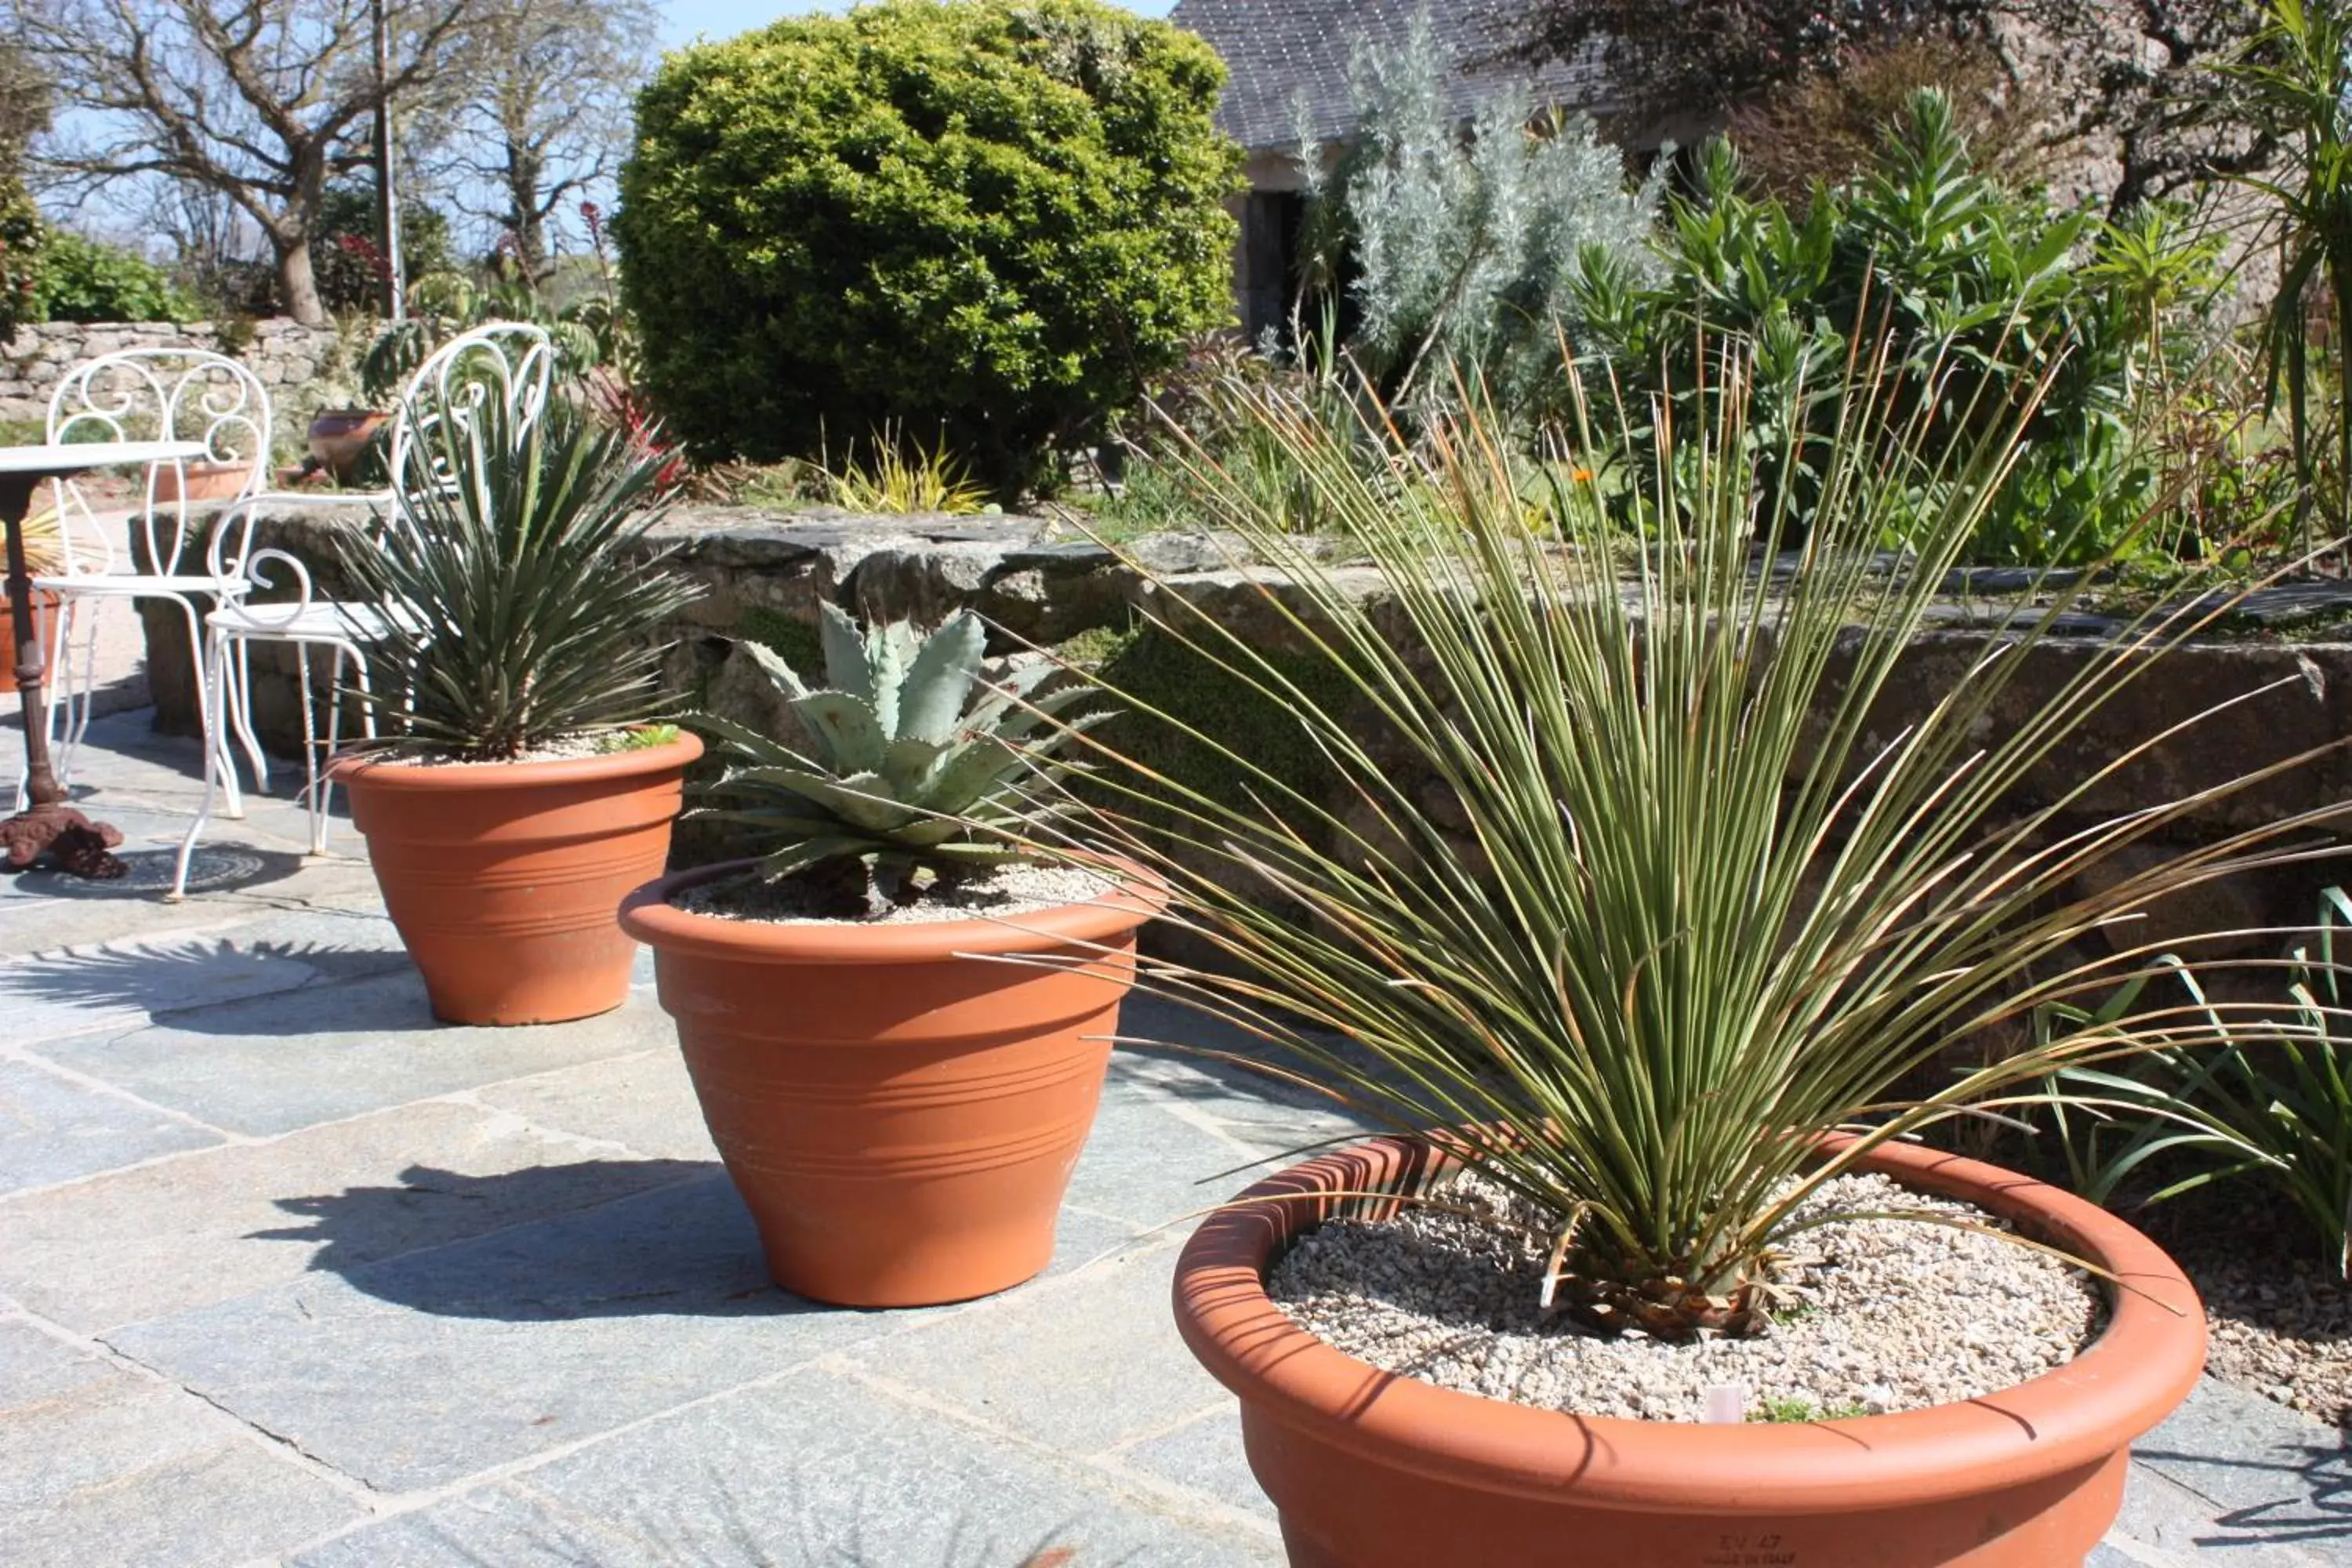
[0,318,358,456]
[136,502,2352,960]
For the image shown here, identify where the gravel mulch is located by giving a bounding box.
[2144,1197,2352,1428]
[1266,1170,2104,1423]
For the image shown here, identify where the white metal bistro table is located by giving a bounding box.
[0,441,208,877]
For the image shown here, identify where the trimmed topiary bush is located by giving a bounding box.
[614,0,1241,498]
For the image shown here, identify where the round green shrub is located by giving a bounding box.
[33,230,195,324]
[614,0,1241,496]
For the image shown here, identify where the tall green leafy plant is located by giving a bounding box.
[337,396,700,760]
[1571,91,2206,564]
[1075,348,2339,1338]
[2224,0,2352,554]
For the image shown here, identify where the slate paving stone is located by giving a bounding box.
[110,1177,1146,1496]
[1065,1060,1355,1231]
[472,1047,721,1162]
[0,904,409,1051]
[36,971,666,1137]
[2132,1379,2352,1562]
[0,1099,701,1332]
[0,1332,361,1568]
[848,1241,1231,1456]
[0,1054,222,1194]
[1113,1403,1276,1527]
[0,1316,114,1406]
[296,1364,1279,1568]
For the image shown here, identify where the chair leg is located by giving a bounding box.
[224,633,269,797]
[42,597,79,792]
[172,626,230,902]
[296,641,325,855]
[60,598,103,785]
[176,597,243,822]
[313,646,374,858]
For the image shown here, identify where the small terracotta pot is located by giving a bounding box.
[307,408,390,481]
[152,459,257,503]
[0,590,59,694]
[334,733,701,1025]
[1174,1134,2206,1568]
[619,859,1167,1307]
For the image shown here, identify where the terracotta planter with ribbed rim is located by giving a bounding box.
[618,858,1167,1308]
[1174,1134,2206,1568]
[333,732,700,1025]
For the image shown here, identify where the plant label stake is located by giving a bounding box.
[0,441,206,877]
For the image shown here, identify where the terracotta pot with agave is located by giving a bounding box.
[619,605,1161,1308]
[1070,347,2343,1567]
[329,393,702,1026]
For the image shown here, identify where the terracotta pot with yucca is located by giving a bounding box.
[331,392,702,1025]
[1068,340,2327,1565]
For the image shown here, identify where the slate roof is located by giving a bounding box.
[1169,0,1604,155]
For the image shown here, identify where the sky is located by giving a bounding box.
[659,0,1176,49]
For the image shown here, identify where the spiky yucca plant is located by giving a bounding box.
[1074,345,2345,1341]
[337,394,700,760]
[699,605,1103,916]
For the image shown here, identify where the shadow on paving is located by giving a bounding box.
[2135,1439,2352,1550]
[0,935,412,1030]
[4,843,310,901]
[255,1160,827,1321]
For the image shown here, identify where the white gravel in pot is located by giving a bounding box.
[674,861,1114,925]
[1266,1170,2104,1422]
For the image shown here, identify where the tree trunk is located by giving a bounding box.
[274,234,327,325]
[505,139,548,280]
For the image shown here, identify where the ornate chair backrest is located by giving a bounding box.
[210,322,558,632]
[387,321,557,503]
[44,349,272,579]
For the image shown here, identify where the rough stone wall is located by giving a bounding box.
[137,502,2352,963]
[0,318,360,459]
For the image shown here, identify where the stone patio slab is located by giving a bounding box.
[0,1055,223,1194]
[107,1171,1144,1494]
[0,1099,706,1331]
[293,1363,1279,1568]
[846,1239,1230,1456]
[34,973,666,1137]
[0,1323,362,1568]
[471,1048,720,1162]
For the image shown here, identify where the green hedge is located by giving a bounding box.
[33,231,195,324]
[615,0,1241,497]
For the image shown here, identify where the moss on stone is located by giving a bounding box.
[732,604,826,675]
[1058,622,1351,834]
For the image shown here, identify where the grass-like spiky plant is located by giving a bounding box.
[698,606,1104,916]
[1074,343,2346,1341]
[338,394,700,760]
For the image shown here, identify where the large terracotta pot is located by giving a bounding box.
[0,590,59,694]
[619,859,1166,1308]
[307,408,390,481]
[151,459,257,503]
[334,732,702,1025]
[1174,1134,2206,1568]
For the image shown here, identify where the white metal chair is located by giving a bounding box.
[172,324,557,898]
[24,350,271,814]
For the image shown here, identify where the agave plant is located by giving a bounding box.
[1073,345,2343,1341]
[699,605,1103,915]
[336,393,700,760]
